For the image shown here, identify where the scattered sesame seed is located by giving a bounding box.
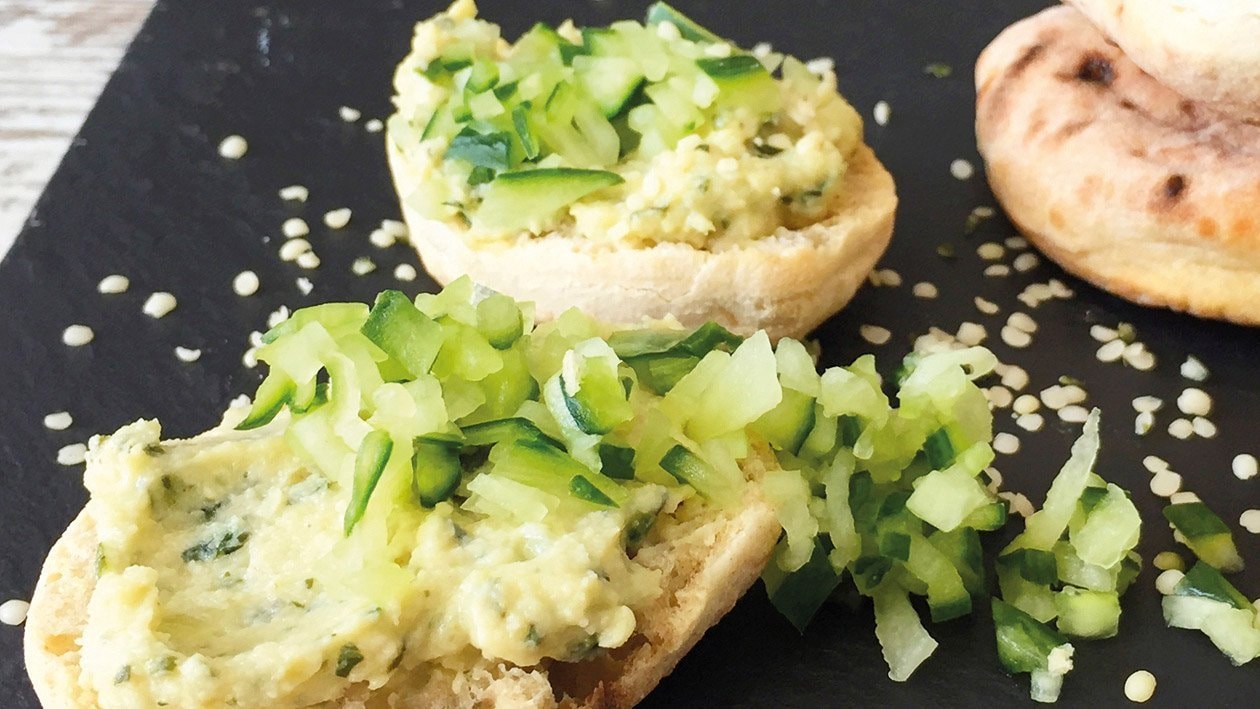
[296,252,321,269]
[983,264,1011,277]
[935,243,956,259]
[62,324,94,347]
[1240,509,1260,534]
[986,386,1013,408]
[1096,339,1126,363]
[1134,411,1155,435]
[365,118,384,133]
[43,411,73,430]
[1167,418,1194,440]
[174,346,202,363]
[1089,324,1118,343]
[394,264,418,282]
[859,324,892,345]
[267,307,291,330]
[1000,364,1029,391]
[805,57,835,74]
[278,185,309,202]
[1047,279,1074,298]
[972,206,996,219]
[1007,312,1038,334]
[984,467,1003,492]
[1153,551,1184,572]
[369,229,396,248]
[1132,396,1164,413]
[1004,236,1028,250]
[1169,491,1200,505]
[1155,569,1184,596]
[248,330,265,348]
[242,347,259,368]
[0,599,29,626]
[1058,405,1090,423]
[338,105,362,122]
[282,217,310,238]
[1191,416,1217,439]
[1176,388,1212,417]
[217,134,248,159]
[1124,345,1156,371]
[279,238,312,261]
[876,268,902,287]
[97,274,129,294]
[1123,670,1157,703]
[912,282,938,299]
[296,277,314,295]
[1041,385,1086,410]
[1143,456,1171,474]
[1012,252,1040,272]
[232,270,260,297]
[950,158,974,180]
[1232,453,1258,480]
[57,442,87,466]
[381,219,407,237]
[1013,394,1040,415]
[142,292,177,318]
[1015,412,1044,432]
[873,100,891,126]
[977,242,1005,260]
[351,257,377,276]
[956,322,987,346]
[974,297,1000,315]
[999,491,1035,518]
[323,208,352,229]
[1150,470,1183,497]
[993,432,1020,455]
[1000,325,1032,348]
[1180,356,1209,382]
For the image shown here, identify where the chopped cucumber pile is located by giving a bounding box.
[1162,562,1260,666]
[392,1,846,233]
[1163,501,1245,573]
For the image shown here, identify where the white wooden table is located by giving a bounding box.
[0,0,150,256]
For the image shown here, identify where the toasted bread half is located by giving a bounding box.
[387,140,897,342]
[24,426,781,708]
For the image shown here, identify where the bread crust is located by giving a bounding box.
[1066,0,1260,124]
[975,5,1260,325]
[24,432,781,709]
[387,142,896,341]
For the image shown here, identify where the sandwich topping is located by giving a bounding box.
[389,1,863,248]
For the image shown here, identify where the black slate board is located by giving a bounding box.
[1,1,1257,706]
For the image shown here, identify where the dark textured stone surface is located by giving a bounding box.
[0,1,1255,706]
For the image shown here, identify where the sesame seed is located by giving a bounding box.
[1123,670,1157,703]
[984,467,1003,492]
[1124,345,1156,371]
[972,206,996,219]
[999,491,1035,518]
[267,307,290,330]
[242,347,259,368]
[1176,388,1212,417]
[1191,416,1217,439]
[955,322,987,346]
[381,219,407,237]
[369,229,396,248]
[43,411,73,430]
[394,264,418,282]
[805,57,835,74]
[1015,413,1045,432]
[859,325,892,345]
[912,282,938,299]
[351,257,377,276]
[1013,394,1039,415]
[365,118,384,133]
[1004,236,1028,250]
[1134,411,1155,435]
[278,185,309,202]
[993,432,1020,455]
[1000,364,1029,391]
[142,292,177,318]
[57,442,87,466]
[1169,491,1200,505]
[296,277,314,295]
[1153,551,1184,572]
[248,330,265,347]
[232,270,260,297]
[873,100,891,126]
[217,134,248,159]
[279,239,311,261]
[1007,312,1038,334]
[1180,356,1209,382]
[950,158,974,180]
[97,274,129,294]
[1058,405,1090,423]
[1142,456,1170,473]
[282,217,310,238]
[1232,453,1258,480]
[986,386,1013,408]
[1096,339,1125,363]
[977,242,1005,260]
[62,324,94,347]
[1040,385,1086,410]
[0,599,29,626]
[1132,396,1163,413]
[983,264,1011,277]
[1089,325,1117,342]
[1240,509,1260,534]
[296,252,321,269]
[174,346,202,363]
[1150,470,1183,497]
[323,208,352,229]
[338,105,362,122]
[1155,569,1184,597]
[876,268,902,287]
[1000,325,1032,348]
[1168,418,1194,440]
[1012,252,1040,272]
[974,297,1000,315]
[1047,279,1074,298]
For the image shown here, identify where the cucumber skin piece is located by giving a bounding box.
[1164,503,1245,573]
[598,443,636,480]
[751,387,816,455]
[475,168,624,232]
[344,430,394,535]
[236,372,295,431]
[1000,548,1059,586]
[474,293,524,349]
[569,475,617,507]
[696,55,769,80]
[763,538,843,633]
[460,417,563,450]
[644,2,721,43]
[992,598,1071,674]
[1054,588,1120,639]
[361,291,443,378]
[412,439,462,507]
[1175,562,1252,610]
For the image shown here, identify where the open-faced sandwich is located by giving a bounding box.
[24,281,1026,707]
[386,1,896,340]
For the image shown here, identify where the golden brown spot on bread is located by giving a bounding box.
[1163,174,1186,201]
[1230,217,1254,239]
[43,633,78,655]
[1049,208,1066,230]
[1197,217,1219,238]
[1075,53,1115,86]
[1011,44,1045,76]
[1055,120,1090,140]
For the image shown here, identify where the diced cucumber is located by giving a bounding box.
[474,293,524,349]
[906,465,992,533]
[1116,551,1142,595]
[1053,542,1119,592]
[460,417,562,449]
[905,534,972,621]
[644,2,720,44]
[763,538,843,633]
[799,407,838,461]
[262,302,369,344]
[574,55,645,117]
[467,345,536,422]
[598,443,636,480]
[1054,587,1120,638]
[569,475,617,507]
[344,430,394,535]
[873,584,939,682]
[997,562,1058,623]
[361,291,444,378]
[1000,548,1059,586]
[659,444,733,501]
[880,532,911,562]
[820,451,860,571]
[1163,588,1260,666]
[236,371,295,431]
[491,439,627,508]
[853,556,894,595]
[1019,410,1100,551]
[1069,483,1141,569]
[1174,562,1252,610]
[474,168,624,231]
[697,55,781,116]
[962,500,1008,531]
[411,439,462,507]
[558,339,633,435]
[929,527,985,597]
[464,472,551,523]
[685,331,782,441]
[993,598,1071,673]
[751,387,816,454]
[922,427,955,469]
[1163,502,1245,573]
